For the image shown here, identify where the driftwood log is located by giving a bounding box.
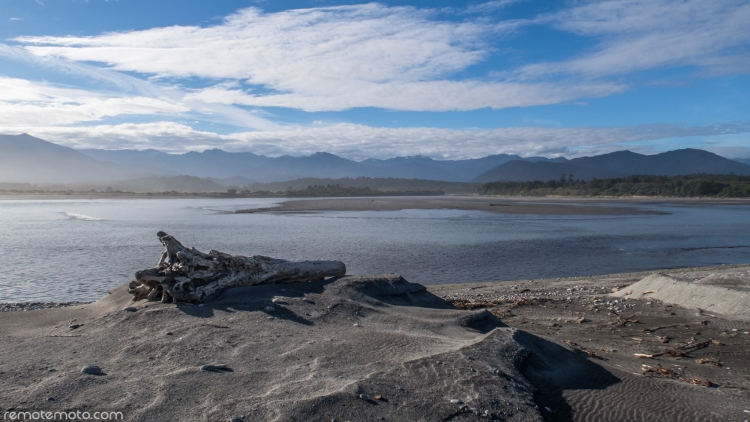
[128,231,346,303]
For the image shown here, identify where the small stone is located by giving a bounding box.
[68,324,80,330]
[230,418,243,422]
[201,364,227,372]
[265,306,276,312]
[374,395,384,401]
[123,307,137,312]
[47,397,54,401]
[165,332,173,336]
[359,394,369,400]
[272,298,287,304]
[81,365,103,375]
[450,399,461,404]
[353,323,359,327]
[48,368,56,372]
[267,316,275,320]
[198,304,205,307]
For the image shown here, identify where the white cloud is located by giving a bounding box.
[14,3,621,112]
[518,0,750,78]
[4,121,747,159]
[0,77,188,126]
[185,80,624,112]
[10,18,22,21]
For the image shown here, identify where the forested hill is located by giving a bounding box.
[477,174,750,197]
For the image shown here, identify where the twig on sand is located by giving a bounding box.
[635,339,714,359]
[200,323,230,329]
[565,340,607,360]
[644,324,676,333]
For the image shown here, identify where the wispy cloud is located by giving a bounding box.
[4,121,747,159]
[517,0,750,79]
[14,3,620,112]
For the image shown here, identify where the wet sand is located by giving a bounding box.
[245,196,670,215]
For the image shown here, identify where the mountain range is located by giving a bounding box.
[1,133,749,186]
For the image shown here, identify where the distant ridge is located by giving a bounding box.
[0,134,132,183]
[2,134,749,185]
[473,149,750,182]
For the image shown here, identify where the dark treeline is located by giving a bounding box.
[244,177,478,194]
[478,174,750,197]
[244,184,444,197]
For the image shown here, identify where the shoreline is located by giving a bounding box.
[3,262,746,308]
[2,191,750,203]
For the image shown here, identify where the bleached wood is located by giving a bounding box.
[128,231,346,303]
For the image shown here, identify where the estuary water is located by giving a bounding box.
[1,198,749,302]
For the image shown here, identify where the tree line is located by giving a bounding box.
[477,174,750,197]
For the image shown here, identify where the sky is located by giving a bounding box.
[0,0,749,160]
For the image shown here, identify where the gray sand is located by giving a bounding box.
[2,266,749,421]
[246,196,662,215]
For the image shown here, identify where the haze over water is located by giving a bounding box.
[1,198,748,303]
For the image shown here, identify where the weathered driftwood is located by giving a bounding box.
[128,231,346,303]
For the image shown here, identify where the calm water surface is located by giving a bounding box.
[1,198,748,302]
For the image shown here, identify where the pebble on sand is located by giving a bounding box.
[123,307,137,312]
[450,399,461,404]
[81,365,103,375]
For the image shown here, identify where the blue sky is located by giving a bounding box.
[1,0,749,159]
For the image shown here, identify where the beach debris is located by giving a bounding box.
[644,324,676,333]
[635,339,715,359]
[696,358,722,367]
[564,340,606,360]
[129,231,346,303]
[123,307,137,312]
[643,290,657,294]
[641,364,713,387]
[80,365,103,375]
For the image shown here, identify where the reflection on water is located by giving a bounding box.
[0,198,748,302]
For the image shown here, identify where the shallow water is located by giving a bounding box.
[0,198,748,302]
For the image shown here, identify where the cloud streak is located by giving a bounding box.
[519,0,750,79]
[14,3,622,112]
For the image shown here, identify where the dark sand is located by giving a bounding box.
[430,264,750,422]
[244,196,668,215]
[1,265,748,421]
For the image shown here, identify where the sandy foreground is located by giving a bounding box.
[1,264,748,422]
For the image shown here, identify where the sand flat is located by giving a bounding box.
[246,196,663,215]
